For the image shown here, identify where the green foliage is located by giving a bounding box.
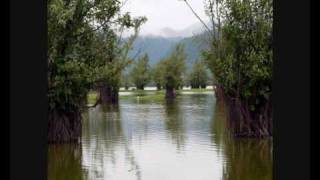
[48,0,146,111]
[128,35,204,70]
[203,0,273,107]
[129,53,151,89]
[120,72,131,90]
[188,60,209,88]
[151,61,166,90]
[161,43,187,90]
[150,44,186,91]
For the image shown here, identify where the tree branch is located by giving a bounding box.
[132,47,143,61]
[182,0,213,35]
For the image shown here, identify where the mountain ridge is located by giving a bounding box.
[127,33,208,70]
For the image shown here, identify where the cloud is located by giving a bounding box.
[121,0,209,37]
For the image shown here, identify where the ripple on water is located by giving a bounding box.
[48,93,272,180]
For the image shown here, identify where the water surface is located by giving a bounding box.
[48,92,272,180]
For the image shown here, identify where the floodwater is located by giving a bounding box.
[48,92,272,180]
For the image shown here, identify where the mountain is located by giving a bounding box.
[128,36,183,66]
[125,20,213,70]
[142,21,207,38]
[128,33,209,70]
[179,35,207,68]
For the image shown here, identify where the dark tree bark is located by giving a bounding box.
[165,87,175,99]
[156,84,161,90]
[48,109,82,143]
[136,85,144,90]
[214,84,224,99]
[215,85,272,138]
[200,84,206,89]
[99,84,119,104]
[192,85,199,89]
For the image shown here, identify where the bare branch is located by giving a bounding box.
[207,0,216,33]
[117,25,125,45]
[182,0,213,35]
[132,48,143,60]
[120,0,129,9]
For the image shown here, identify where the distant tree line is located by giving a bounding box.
[121,44,211,95]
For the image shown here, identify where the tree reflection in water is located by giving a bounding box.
[48,93,272,180]
[210,99,273,180]
[82,104,142,180]
[163,98,186,152]
[47,144,86,180]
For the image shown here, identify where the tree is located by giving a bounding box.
[202,0,273,137]
[161,43,186,98]
[183,0,272,137]
[121,71,131,90]
[151,61,166,90]
[94,16,147,104]
[188,60,209,89]
[129,53,150,90]
[47,0,146,143]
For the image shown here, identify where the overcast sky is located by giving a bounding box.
[121,0,209,37]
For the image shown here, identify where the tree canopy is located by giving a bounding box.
[199,0,273,136]
[159,43,187,97]
[129,53,151,90]
[48,0,146,111]
[202,0,272,109]
[188,60,209,88]
[47,0,146,142]
[151,60,166,90]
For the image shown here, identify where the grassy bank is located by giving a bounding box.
[87,88,213,104]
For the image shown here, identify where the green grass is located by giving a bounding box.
[87,91,98,104]
[119,89,159,92]
[121,93,165,101]
[87,88,213,103]
[177,88,212,92]
[120,90,165,101]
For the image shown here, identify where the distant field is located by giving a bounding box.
[87,87,214,104]
[119,86,214,91]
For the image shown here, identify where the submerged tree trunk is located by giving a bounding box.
[165,87,175,99]
[156,84,161,90]
[99,84,119,104]
[200,84,206,89]
[48,109,82,143]
[137,85,144,90]
[226,97,272,137]
[215,85,272,138]
[214,84,224,99]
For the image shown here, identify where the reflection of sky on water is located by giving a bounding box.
[81,93,224,180]
[48,93,272,180]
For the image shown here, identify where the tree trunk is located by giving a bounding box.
[165,87,175,99]
[214,84,224,100]
[48,109,82,143]
[137,85,144,90]
[216,85,272,138]
[156,84,161,90]
[99,85,119,104]
[225,97,272,137]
